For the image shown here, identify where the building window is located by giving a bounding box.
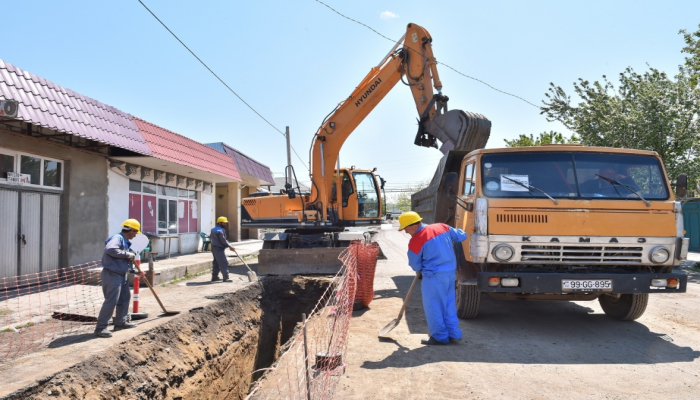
[129,179,142,192]
[1,153,15,179]
[0,149,63,189]
[129,181,199,235]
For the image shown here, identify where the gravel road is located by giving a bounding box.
[336,226,700,399]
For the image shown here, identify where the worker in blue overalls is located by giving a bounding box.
[95,219,145,338]
[399,211,467,345]
[211,216,236,282]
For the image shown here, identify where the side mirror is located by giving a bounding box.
[676,174,688,198]
[380,177,386,190]
[443,172,473,212]
[443,172,459,197]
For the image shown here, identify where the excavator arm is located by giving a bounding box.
[309,23,451,221]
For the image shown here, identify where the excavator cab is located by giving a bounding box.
[331,168,381,220]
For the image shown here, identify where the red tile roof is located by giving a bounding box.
[0,59,150,154]
[133,117,241,182]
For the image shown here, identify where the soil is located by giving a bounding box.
[336,227,700,399]
[2,276,329,400]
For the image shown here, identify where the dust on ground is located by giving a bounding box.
[337,227,700,399]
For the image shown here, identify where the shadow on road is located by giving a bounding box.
[362,275,700,367]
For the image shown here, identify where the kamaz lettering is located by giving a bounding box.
[354,78,382,107]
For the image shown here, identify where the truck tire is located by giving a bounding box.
[598,293,648,321]
[455,284,481,319]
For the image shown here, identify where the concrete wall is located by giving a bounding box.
[107,168,129,237]
[0,131,109,267]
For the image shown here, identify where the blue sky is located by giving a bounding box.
[3,1,699,191]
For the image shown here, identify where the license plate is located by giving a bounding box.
[562,279,613,292]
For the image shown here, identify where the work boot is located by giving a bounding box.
[114,322,137,330]
[223,278,232,282]
[449,337,462,344]
[211,277,221,282]
[94,329,112,338]
[420,336,448,345]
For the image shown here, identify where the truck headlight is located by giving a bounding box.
[649,246,670,264]
[492,244,515,262]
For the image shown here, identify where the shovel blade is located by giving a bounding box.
[378,317,401,337]
[247,271,258,282]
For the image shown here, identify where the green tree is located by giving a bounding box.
[541,63,700,194]
[395,192,412,211]
[681,24,700,88]
[504,131,579,147]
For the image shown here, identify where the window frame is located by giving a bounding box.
[128,180,200,235]
[0,148,64,190]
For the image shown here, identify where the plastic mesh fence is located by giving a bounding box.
[0,261,102,361]
[354,241,379,307]
[247,240,375,400]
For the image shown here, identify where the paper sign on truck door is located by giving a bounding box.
[500,175,529,191]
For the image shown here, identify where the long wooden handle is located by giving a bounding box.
[233,249,254,273]
[398,274,420,318]
[133,261,168,313]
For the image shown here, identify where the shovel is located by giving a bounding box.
[232,249,259,283]
[132,260,180,316]
[379,273,419,337]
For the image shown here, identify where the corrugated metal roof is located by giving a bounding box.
[0,59,151,155]
[135,118,241,182]
[206,142,274,185]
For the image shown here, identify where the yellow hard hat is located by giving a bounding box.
[217,216,229,223]
[398,211,422,231]
[122,219,141,233]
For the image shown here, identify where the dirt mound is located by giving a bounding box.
[3,276,329,400]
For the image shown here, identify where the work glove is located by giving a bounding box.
[416,271,422,280]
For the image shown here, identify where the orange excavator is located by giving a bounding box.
[241,23,489,274]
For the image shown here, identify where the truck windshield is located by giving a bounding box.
[352,172,380,218]
[481,152,669,201]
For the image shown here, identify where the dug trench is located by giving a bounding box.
[3,276,330,400]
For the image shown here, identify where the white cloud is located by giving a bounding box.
[379,10,398,19]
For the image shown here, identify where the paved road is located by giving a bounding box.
[337,227,700,399]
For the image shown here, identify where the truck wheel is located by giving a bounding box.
[455,284,481,319]
[598,293,648,321]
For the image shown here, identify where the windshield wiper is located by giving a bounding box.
[501,176,559,205]
[595,174,651,207]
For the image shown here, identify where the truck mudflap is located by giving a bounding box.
[476,272,687,294]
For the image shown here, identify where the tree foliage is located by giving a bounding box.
[541,60,700,193]
[681,24,700,88]
[504,131,579,147]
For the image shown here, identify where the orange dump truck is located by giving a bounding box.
[423,145,689,320]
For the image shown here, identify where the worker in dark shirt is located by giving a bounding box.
[211,216,236,282]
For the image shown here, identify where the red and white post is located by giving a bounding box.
[133,253,141,313]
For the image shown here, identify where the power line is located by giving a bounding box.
[313,0,540,108]
[137,0,310,170]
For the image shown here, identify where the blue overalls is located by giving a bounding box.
[210,225,230,280]
[96,233,134,331]
[407,223,468,343]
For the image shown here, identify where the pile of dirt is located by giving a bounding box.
[3,276,329,400]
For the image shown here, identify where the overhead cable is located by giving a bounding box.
[313,0,540,108]
[137,0,310,170]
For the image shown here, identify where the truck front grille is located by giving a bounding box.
[496,214,548,223]
[520,245,643,264]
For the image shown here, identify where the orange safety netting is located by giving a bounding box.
[354,240,380,307]
[0,261,103,361]
[247,240,372,400]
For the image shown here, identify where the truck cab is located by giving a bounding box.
[444,145,689,320]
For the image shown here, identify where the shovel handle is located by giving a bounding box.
[233,249,254,273]
[133,260,169,314]
[398,274,420,318]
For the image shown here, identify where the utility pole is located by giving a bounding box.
[285,126,292,187]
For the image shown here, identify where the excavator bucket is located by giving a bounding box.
[413,110,492,224]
